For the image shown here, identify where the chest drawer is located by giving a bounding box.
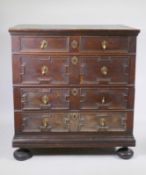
[13,55,131,85]
[14,87,133,110]
[16,111,128,133]
[80,36,128,52]
[19,36,69,52]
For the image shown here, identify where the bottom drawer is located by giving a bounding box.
[15,111,133,133]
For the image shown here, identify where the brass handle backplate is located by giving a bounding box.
[101,40,108,50]
[42,95,49,104]
[71,56,78,65]
[71,113,78,120]
[40,40,48,49]
[71,88,78,96]
[41,65,48,75]
[101,66,108,75]
[71,40,78,49]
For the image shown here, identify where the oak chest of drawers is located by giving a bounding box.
[9,25,140,160]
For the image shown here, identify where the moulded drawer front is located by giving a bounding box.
[20,36,69,52]
[14,87,133,110]
[17,112,128,133]
[13,55,70,85]
[80,36,128,52]
[13,55,131,85]
[79,88,131,110]
[19,88,70,110]
[79,56,130,85]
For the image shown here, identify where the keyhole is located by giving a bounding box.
[72,113,78,120]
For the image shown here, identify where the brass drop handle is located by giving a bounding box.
[71,40,78,49]
[101,66,108,75]
[42,118,49,128]
[101,96,105,104]
[41,65,48,75]
[100,118,106,127]
[101,40,108,50]
[42,95,49,104]
[40,40,48,49]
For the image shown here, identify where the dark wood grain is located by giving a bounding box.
[9,25,140,36]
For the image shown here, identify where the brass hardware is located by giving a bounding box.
[40,40,48,49]
[42,95,49,104]
[101,40,108,50]
[100,118,106,127]
[101,96,105,104]
[72,113,78,119]
[71,88,78,96]
[42,118,49,128]
[41,65,48,75]
[71,56,78,65]
[71,40,78,49]
[21,94,26,103]
[101,66,108,75]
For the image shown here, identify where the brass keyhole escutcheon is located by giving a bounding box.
[72,113,78,120]
[71,88,78,96]
[40,40,48,49]
[101,40,108,50]
[42,118,49,128]
[42,95,49,104]
[71,40,78,49]
[71,56,78,65]
[41,65,48,76]
[100,118,106,127]
[101,66,108,75]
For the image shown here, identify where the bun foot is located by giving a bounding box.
[117,147,134,159]
[14,149,33,161]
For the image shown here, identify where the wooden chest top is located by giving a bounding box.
[9,24,139,35]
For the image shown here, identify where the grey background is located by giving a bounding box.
[0,0,146,174]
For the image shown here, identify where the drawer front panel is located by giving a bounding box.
[17,112,128,133]
[80,36,128,52]
[80,88,130,110]
[79,56,129,85]
[19,88,70,110]
[13,55,131,85]
[13,55,69,85]
[20,36,69,52]
[14,87,133,110]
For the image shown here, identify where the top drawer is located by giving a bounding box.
[12,36,69,52]
[80,36,128,52]
[11,35,136,53]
